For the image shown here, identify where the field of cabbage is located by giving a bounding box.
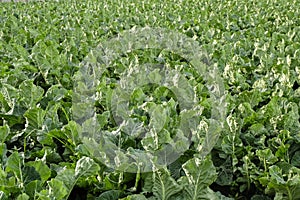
[1,0,300,199]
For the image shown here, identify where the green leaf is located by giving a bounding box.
[24,180,43,199]
[152,169,182,200]
[16,193,30,200]
[0,143,7,163]
[178,157,217,200]
[269,165,285,184]
[31,41,51,83]
[265,165,300,199]
[55,168,76,193]
[44,85,68,103]
[149,104,167,134]
[43,102,63,131]
[22,165,41,185]
[256,149,278,166]
[291,151,300,167]
[204,188,234,200]
[75,156,100,178]
[47,157,99,200]
[24,107,46,132]
[18,80,44,109]
[45,44,59,59]
[5,152,22,181]
[48,179,68,199]
[35,189,51,200]
[62,121,81,147]
[0,125,9,143]
[96,190,120,200]
[26,160,51,183]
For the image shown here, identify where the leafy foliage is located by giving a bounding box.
[1,0,300,199]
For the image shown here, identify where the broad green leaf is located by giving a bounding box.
[45,45,59,59]
[237,89,263,108]
[44,85,68,103]
[47,157,99,200]
[149,104,167,134]
[26,160,51,183]
[62,121,81,147]
[22,165,41,184]
[55,168,76,193]
[201,118,223,157]
[179,109,200,139]
[96,190,120,200]
[24,107,46,132]
[35,189,51,200]
[96,111,110,129]
[75,156,100,178]
[16,193,29,200]
[178,157,217,200]
[291,151,300,167]
[43,102,63,131]
[260,97,281,119]
[18,80,44,109]
[5,152,22,181]
[48,179,68,199]
[24,180,43,199]
[31,41,51,83]
[152,170,182,200]
[0,125,9,143]
[203,188,234,200]
[0,83,18,115]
